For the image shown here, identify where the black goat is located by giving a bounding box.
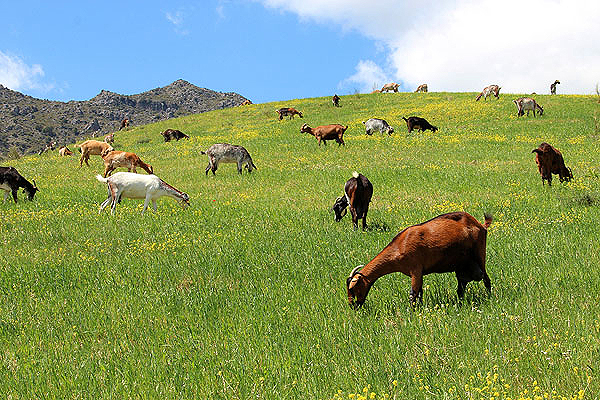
[332,172,373,230]
[0,166,39,202]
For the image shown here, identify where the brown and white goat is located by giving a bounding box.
[58,146,74,156]
[300,123,347,146]
[347,212,493,307]
[514,97,544,117]
[550,80,560,95]
[104,133,115,144]
[276,107,303,120]
[75,140,114,167]
[240,99,253,106]
[475,85,501,101]
[415,84,428,93]
[101,150,154,177]
[532,142,572,186]
[332,172,373,230]
[332,94,341,107]
[381,82,400,93]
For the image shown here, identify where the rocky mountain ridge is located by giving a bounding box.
[0,79,249,156]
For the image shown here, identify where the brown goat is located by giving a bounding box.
[101,150,154,177]
[58,146,74,156]
[161,129,190,142]
[300,123,347,146]
[402,116,438,133]
[240,99,252,106]
[75,140,114,167]
[276,107,303,120]
[347,212,493,307]
[332,172,373,230]
[104,133,115,144]
[119,118,130,130]
[415,84,428,93]
[532,142,572,186]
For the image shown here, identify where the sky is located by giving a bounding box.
[1,0,599,104]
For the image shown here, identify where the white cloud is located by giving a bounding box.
[0,51,48,91]
[256,0,600,94]
[166,10,189,35]
[341,60,391,93]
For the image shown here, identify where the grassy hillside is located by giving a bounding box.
[1,92,599,399]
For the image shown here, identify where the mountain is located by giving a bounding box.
[0,79,249,156]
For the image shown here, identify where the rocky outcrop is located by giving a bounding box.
[0,80,249,156]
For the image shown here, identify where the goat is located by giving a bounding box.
[514,97,544,117]
[300,123,347,146]
[332,94,341,107]
[532,142,572,186]
[101,150,154,177]
[381,83,400,93]
[363,118,394,136]
[550,80,560,95]
[346,212,493,307]
[75,140,114,167]
[201,143,256,175]
[104,133,115,145]
[38,140,57,155]
[371,89,381,94]
[415,84,428,93]
[0,166,38,202]
[119,118,130,130]
[58,146,74,156]
[96,172,189,215]
[161,129,190,142]
[240,99,253,106]
[276,107,303,120]
[475,85,501,101]
[332,172,373,231]
[402,116,438,133]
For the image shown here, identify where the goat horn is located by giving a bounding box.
[348,265,363,280]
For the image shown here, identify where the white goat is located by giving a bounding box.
[96,172,190,215]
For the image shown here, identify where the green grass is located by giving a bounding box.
[1,92,599,399]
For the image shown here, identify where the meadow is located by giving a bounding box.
[1,92,599,399]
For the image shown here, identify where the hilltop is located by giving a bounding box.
[0,79,249,156]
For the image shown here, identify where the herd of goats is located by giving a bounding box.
[0,80,577,307]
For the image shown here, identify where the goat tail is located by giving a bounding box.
[483,213,493,229]
[95,174,108,183]
[532,148,543,154]
[402,117,408,121]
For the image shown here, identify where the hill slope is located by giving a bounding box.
[1,92,599,398]
[0,79,248,156]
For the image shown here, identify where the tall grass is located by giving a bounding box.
[1,92,599,399]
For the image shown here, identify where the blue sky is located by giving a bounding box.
[2,1,599,103]
[0,1,384,103]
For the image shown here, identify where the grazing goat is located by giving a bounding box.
[300,123,347,146]
[475,85,501,101]
[96,172,189,215]
[75,140,114,167]
[381,82,400,93]
[363,118,394,135]
[550,80,560,95]
[119,118,130,130]
[402,116,438,133]
[347,212,493,307]
[513,97,544,117]
[0,166,38,202]
[240,99,253,106]
[161,129,190,142]
[104,133,115,145]
[201,143,256,175]
[332,94,341,107]
[38,141,57,155]
[101,150,154,177]
[276,107,303,120]
[532,142,572,186]
[58,146,74,156]
[415,84,428,93]
[332,172,373,230]
[371,89,381,94]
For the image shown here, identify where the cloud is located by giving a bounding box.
[0,51,49,91]
[340,60,391,93]
[166,10,189,35]
[256,0,600,94]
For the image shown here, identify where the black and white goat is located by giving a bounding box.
[0,166,38,202]
[332,172,373,230]
[96,172,189,215]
